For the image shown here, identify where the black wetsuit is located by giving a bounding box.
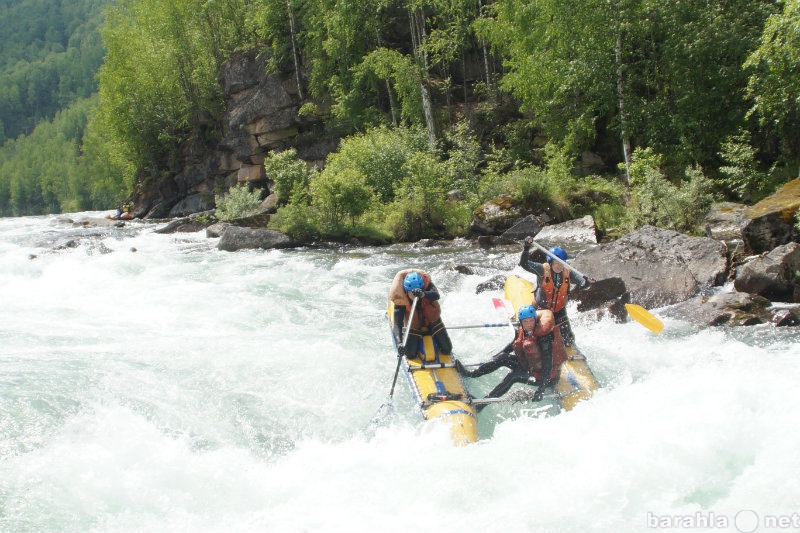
[459,332,554,411]
[519,246,588,346]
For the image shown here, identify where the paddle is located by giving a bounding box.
[492,297,517,333]
[470,391,561,406]
[368,296,419,428]
[448,322,508,330]
[528,238,664,334]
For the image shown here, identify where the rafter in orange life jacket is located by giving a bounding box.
[539,262,571,313]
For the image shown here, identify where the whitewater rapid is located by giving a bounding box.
[1,213,798,532]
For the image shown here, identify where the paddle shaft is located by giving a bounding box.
[389,296,418,399]
[448,323,508,330]
[529,239,590,281]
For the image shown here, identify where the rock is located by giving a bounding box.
[476,235,517,248]
[206,222,230,238]
[72,217,126,228]
[500,214,543,242]
[412,239,445,248]
[229,212,271,228]
[147,199,179,219]
[470,194,524,235]
[733,242,800,303]
[741,178,800,254]
[169,193,215,217]
[663,291,773,327]
[571,276,628,309]
[577,151,606,174]
[772,309,800,327]
[533,215,598,245]
[261,193,279,213]
[703,202,748,242]
[217,226,294,251]
[570,225,728,308]
[476,275,506,294]
[571,276,630,322]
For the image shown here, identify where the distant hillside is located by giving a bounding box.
[0,0,109,143]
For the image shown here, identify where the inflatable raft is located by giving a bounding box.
[504,275,600,410]
[386,300,478,445]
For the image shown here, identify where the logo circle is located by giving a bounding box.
[735,510,759,533]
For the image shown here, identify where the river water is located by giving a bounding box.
[1,212,799,532]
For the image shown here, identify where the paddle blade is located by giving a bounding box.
[492,297,510,317]
[624,304,664,333]
[366,399,395,432]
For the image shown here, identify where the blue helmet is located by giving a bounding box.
[517,304,537,321]
[403,272,424,292]
[548,246,568,262]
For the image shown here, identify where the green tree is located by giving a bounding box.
[479,0,776,172]
[745,0,800,172]
[95,0,252,183]
[0,0,109,144]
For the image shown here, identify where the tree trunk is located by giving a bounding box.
[479,0,491,88]
[616,31,631,184]
[375,29,398,126]
[287,0,303,100]
[409,7,436,149]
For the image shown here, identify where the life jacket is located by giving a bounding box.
[513,309,567,383]
[539,262,571,313]
[388,268,442,329]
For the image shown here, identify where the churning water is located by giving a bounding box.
[1,212,799,532]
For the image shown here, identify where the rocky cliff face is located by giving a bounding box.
[134,49,341,219]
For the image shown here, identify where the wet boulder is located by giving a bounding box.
[570,276,630,322]
[532,215,598,245]
[217,226,294,251]
[475,274,506,294]
[154,214,215,234]
[703,202,748,242]
[741,178,800,254]
[662,291,774,327]
[500,214,544,242]
[733,242,800,303]
[570,226,728,308]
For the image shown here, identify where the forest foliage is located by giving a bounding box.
[1,0,799,241]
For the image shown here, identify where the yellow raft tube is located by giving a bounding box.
[386,301,478,445]
[504,275,600,410]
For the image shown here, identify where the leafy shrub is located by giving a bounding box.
[718,130,766,201]
[214,184,263,221]
[271,202,320,241]
[323,125,429,203]
[382,152,452,241]
[310,167,375,227]
[625,147,716,232]
[264,148,311,205]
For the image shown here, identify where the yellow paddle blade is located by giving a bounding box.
[624,304,664,334]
